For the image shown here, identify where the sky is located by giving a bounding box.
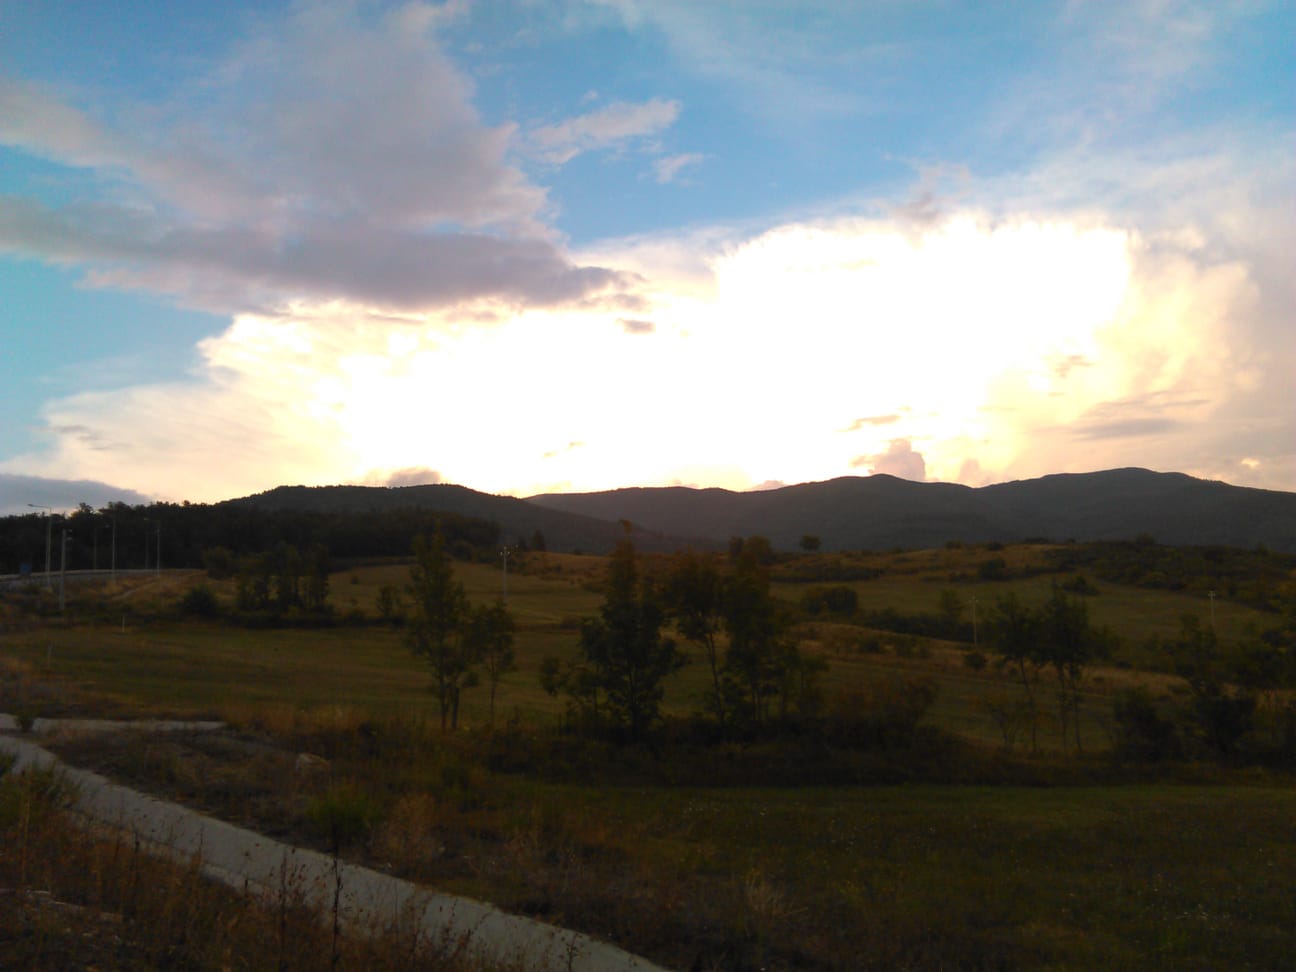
[1,0,1292,515]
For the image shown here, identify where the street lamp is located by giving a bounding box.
[500,545,513,602]
[27,504,52,588]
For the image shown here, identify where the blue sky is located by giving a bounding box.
[1,0,1292,512]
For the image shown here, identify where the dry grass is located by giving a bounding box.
[0,765,512,971]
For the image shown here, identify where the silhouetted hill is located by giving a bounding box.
[526,469,1296,553]
[222,484,699,554]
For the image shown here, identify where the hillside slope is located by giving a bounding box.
[222,483,702,553]
[526,469,1296,552]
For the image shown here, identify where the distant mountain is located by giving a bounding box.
[526,469,1296,553]
[222,483,701,554]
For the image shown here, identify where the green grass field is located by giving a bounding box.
[3,545,1294,970]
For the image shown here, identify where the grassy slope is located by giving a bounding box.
[3,545,1294,969]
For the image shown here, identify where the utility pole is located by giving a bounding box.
[28,504,52,587]
[500,546,512,603]
[156,520,162,575]
[59,526,69,612]
[1208,590,1217,631]
[110,511,117,581]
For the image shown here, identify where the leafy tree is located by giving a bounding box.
[663,550,728,724]
[376,584,404,626]
[721,544,818,726]
[1169,614,1257,757]
[573,539,685,740]
[1038,584,1111,754]
[407,533,472,731]
[466,601,516,729]
[937,589,965,638]
[799,534,821,552]
[300,544,331,614]
[986,593,1044,753]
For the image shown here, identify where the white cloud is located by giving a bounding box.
[528,98,680,164]
[853,440,927,482]
[10,187,1286,501]
[654,152,703,184]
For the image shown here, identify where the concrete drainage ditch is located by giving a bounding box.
[0,720,670,972]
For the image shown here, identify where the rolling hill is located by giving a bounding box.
[526,468,1296,553]
[221,483,703,554]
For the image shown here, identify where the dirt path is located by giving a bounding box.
[0,723,670,972]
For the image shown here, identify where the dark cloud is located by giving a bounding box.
[0,6,638,314]
[619,318,656,334]
[1072,417,1182,440]
[1069,392,1204,441]
[0,473,152,516]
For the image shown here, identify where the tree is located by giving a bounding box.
[986,593,1044,753]
[407,533,472,731]
[721,543,818,726]
[573,539,685,740]
[1038,584,1110,754]
[799,534,821,553]
[663,550,728,724]
[466,601,516,729]
[1169,614,1256,757]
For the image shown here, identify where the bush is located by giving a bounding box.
[963,649,988,671]
[1111,688,1181,762]
[179,584,220,617]
[824,677,937,748]
[304,784,381,852]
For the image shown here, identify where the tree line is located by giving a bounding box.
[0,502,502,574]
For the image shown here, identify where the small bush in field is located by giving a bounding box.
[305,784,381,852]
[1112,687,1182,762]
[179,584,220,617]
[825,677,937,748]
[963,649,988,671]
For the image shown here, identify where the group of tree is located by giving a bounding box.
[541,537,824,741]
[0,502,502,575]
[405,534,516,731]
[1114,611,1296,765]
[230,542,332,616]
[984,585,1115,755]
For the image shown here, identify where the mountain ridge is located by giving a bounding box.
[218,469,1296,554]
[525,468,1296,553]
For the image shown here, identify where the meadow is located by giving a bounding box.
[1,542,1293,969]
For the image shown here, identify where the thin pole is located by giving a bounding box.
[111,514,117,581]
[28,504,52,587]
[59,527,68,613]
[500,546,511,603]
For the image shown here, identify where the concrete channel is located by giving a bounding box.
[0,720,671,972]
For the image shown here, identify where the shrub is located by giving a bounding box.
[179,584,220,617]
[963,649,988,671]
[824,677,937,748]
[1111,688,1182,762]
[304,784,381,852]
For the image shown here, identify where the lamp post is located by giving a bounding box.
[27,504,52,587]
[59,526,70,612]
